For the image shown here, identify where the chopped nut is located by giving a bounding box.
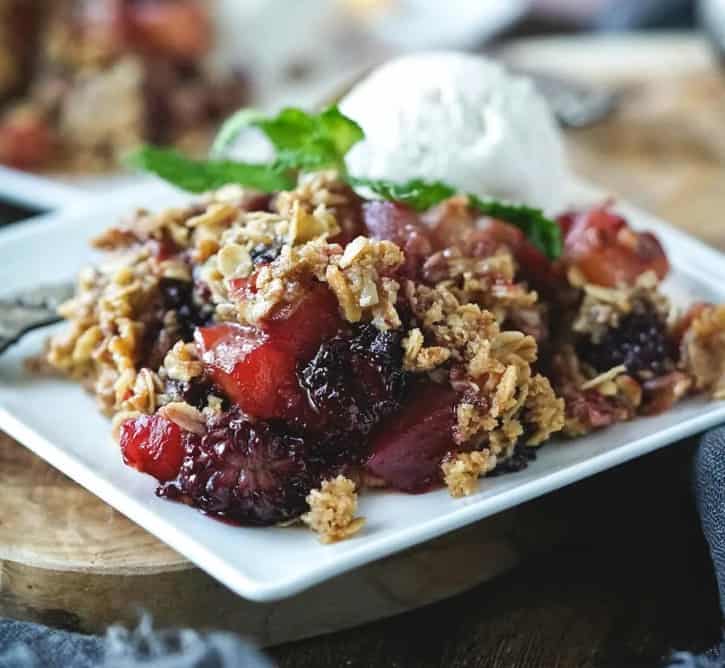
[186,203,236,229]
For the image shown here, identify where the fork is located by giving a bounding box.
[0,283,75,355]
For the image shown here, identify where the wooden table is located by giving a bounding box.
[3,33,725,667]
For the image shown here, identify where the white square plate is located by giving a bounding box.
[1,178,725,602]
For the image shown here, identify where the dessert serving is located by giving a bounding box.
[0,0,247,172]
[44,54,725,544]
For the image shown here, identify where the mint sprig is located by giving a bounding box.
[127,146,294,194]
[211,105,363,173]
[128,106,561,258]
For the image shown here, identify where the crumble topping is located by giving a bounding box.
[422,247,539,326]
[48,249,167,415]
[59,57,146,167]
[680,304,725,399]
[403,279,563,460]
[302,475,365,544]
[276,171,355,217]
[442,450,497,497]
[47,179,718,539]
[572,270,670,343]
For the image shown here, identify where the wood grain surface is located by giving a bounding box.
[2,33,725,667]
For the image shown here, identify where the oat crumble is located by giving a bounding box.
[303,476,365,544]
[44,173,725,541]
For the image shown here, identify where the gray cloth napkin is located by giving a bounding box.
[0,616,271,668]
[665,426,725,667]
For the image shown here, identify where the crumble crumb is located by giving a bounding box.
[442,450,497,497]
[327,236,403,329]
[401,327,451,372]
[523,374,566,446]
[302,475,365,544]
[118,367,163,415]
[680,304,725,399]
[163,341,203,383]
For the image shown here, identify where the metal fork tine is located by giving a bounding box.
[0,282,75,355]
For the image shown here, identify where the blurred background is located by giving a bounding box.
[0,0,712,173]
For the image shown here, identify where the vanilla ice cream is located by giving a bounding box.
[340,52,567,213]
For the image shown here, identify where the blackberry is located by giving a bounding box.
[158,277,212,340]
[580,308,672,379]
[160,407,322,526]
[141,277,212,369]
[162,377,219,411]
[250,242,283,265]
[490,443,537,475]
[299,324,408,449]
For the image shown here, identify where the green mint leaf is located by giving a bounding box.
[127,146,295,193]
[350,177,455,212]
[350,177,562,259]
[467,195,562,260]
[210,105,363,171]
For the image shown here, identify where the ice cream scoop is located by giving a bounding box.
[340,52,568,213]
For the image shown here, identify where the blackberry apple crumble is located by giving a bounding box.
[45,104,725,543]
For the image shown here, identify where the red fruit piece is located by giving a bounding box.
[196,323,298,419]
[560,204,669,287]
[262,283,342,359]
[366,384,459,493]
[120,414,185,482]
[0,110,54,169]
[127,0,211,58]
[363,201,433,278]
